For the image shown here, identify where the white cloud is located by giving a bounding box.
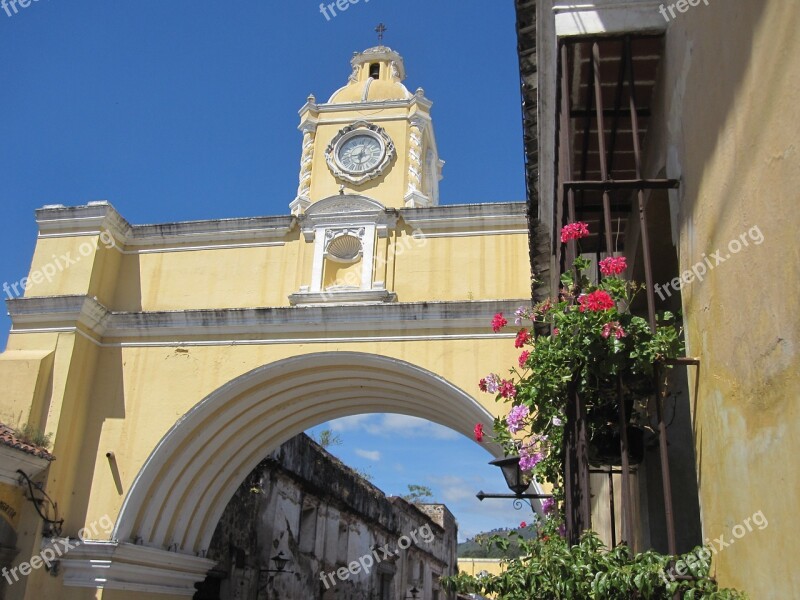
[326,413,461,440]
[355,449,381,461]
[329,414,376,432]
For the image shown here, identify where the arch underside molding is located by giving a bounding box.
[114,351,507,557]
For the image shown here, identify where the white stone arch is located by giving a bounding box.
[113,351,504,557]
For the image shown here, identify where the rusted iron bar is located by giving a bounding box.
[608,468,617,547]
[592,42,615,256]
[606,40,629,177]
[595,41,635,553]
[561,33,663,47]
[563,179,680,191]
[625,34,677,558]
[626,40,658,333]
[570,108,651,118]
[579,47,597,220]
[565,384,591,545]
[663,357,701,366]
[617,375,635,550]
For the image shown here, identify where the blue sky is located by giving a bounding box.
[0,1,529,539]
[307,415,530,541]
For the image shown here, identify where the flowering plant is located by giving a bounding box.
[477,222,684,504]
[452,223,744,599]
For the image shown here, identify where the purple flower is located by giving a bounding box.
[552,416,563,427]
[479,373,501,394]
[519,442,544,472]
[514,306,532,325]
[506,405,530,434]
[542,497,556,514]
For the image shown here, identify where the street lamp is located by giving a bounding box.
[406,586,421,599]
[476,455,553,511]
[260,551,294,576]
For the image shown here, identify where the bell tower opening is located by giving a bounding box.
[369,63,381,79]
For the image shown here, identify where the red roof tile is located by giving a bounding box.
[0,423,55,461]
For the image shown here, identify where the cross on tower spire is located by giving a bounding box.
[375,23,387,43]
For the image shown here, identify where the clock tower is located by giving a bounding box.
[290,45,443,215]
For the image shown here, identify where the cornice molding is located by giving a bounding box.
[35,203,297,250]
[552,0,667,36]
[7,296,529,343]
[299,195,398,241]
[288,289,398,306]
[60,541,215,596]
[401,202,528,232]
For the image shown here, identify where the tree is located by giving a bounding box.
[401,484,433,504]
[313,429,342,448]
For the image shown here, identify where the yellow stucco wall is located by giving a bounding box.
[644,2,800,596]
[0,200,530,598]
[457,557,507,578]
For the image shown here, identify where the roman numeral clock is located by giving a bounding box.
[325,121,397,185]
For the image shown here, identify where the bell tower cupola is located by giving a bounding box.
[290,45,444,215]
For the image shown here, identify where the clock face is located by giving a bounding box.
[337,134,384,174]
[325,122,395,185]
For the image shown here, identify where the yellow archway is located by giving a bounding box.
[114,351,504,556]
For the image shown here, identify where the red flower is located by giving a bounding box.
[520,521,527,529]
[599,256,627,277]
[578,290,615,312]
[491,312,508,333]
[518,350,530,368]
[514,328,531,348]
[552,327,560,336]
[560,221,590,243]
[499,380,517,399]
[474,423,484,442]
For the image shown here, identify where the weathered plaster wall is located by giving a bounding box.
[202,433,457,600]
[642,1,800,596]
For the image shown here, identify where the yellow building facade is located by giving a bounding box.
[0,46,532,599]
[0,46,530,600]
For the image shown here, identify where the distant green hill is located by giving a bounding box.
[457,527,538,558]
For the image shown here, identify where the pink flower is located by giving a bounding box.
[560,221,590,243]
[499,380,517,399]
[474,423,484,442]
[479,373,501,394]
[599,255,627,277]
[506,405,530,434]
[520,521,527,529]
[491,312,508,332]
[518,350,530,368]
[601,321,627,339]
[552,327,560,337]
[514,328,531,349]
[578,290,615,312]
